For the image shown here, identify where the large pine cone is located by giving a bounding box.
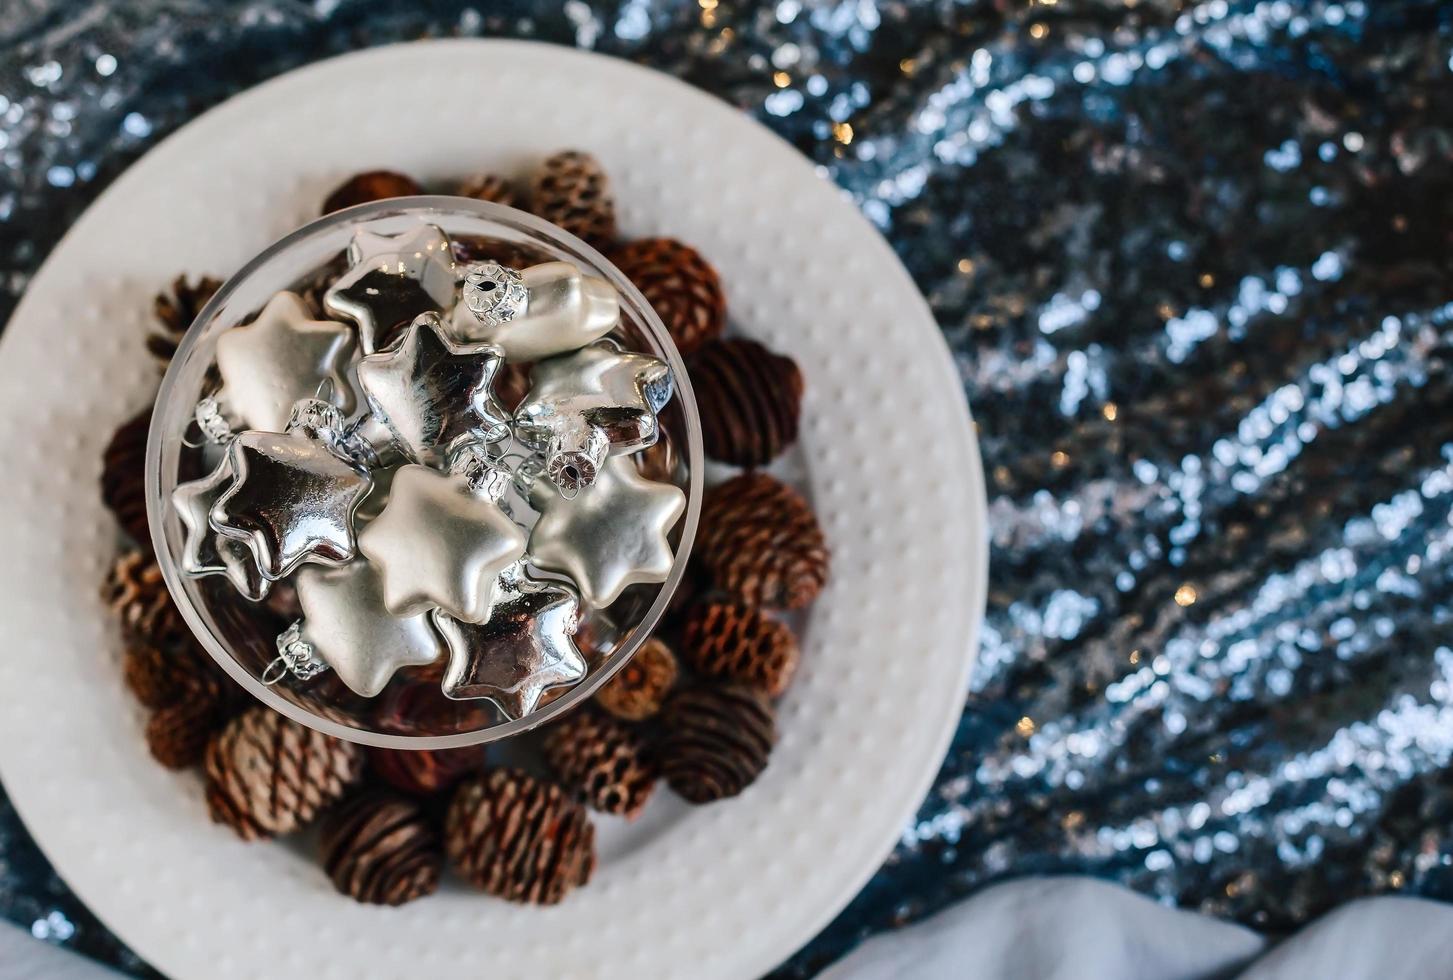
[658,686,776,804]
[321,170,423,215]
[122,641,215,709]
[541,708,656,819]
[610,238,725,356]
[100,408,152,547]
[689,338,803,466]
[148,275,221,367]
[146,697,224,770]
[444,769,595,904]
[105,551,189,650]
[530,151,616,248]
[696,473,829,610]
[457,173,519,209]
[367,744,484,797]
[320,792,442,906]
[595,637,679,722]
[203,707,363,838]
[681,602,799,698]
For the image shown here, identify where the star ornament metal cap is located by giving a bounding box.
[324,224,458,354]
[356,312,510,467]
[433,563,587,719]
[214,291,356,432]
[450,260,620,361]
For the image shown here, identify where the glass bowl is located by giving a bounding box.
[145,197,702,749]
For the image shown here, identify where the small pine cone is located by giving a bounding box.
[681,602,799,698]
[610,238,725,355]
[204,707,363,837]
[595,638,679,721]
[542,708,656,818]
[148,275,222,366]
[689,338,803,466]
[322,170,423,215]
[204,766,270,841]
[122,641,217,709]
[530,151,616,248]
[320,792,442,906]
[658,686,776,804]
[445,769,595,904]
[146,697,224,770]
[367,745,484,797]
[105,551,190,650]
[100,408,152,547]
[697,473,829,610]
[458,173,519,209]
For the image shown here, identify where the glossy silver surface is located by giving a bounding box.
[459,261,527,329]
[170,452,270,601]
[323,223,457,354]
[451,260,618,361]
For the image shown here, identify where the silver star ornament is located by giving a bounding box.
[292,558,444,697]
[358,462,527,622]
[449,260,619,361]
[356,312,509,467]
[433,563,586,719]
[528,455,686,608]
[170,453,270,601]
[324,224,458,354]
[214,291,355,432]
[514,342,674,492]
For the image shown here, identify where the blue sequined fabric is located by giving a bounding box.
[3,2,1452,976]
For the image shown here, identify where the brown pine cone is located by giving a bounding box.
[658,686,776,804]
[104,551,190,650]
[203,707,363,838]
[148,275,222,367]
[610,238,725,356]
[320,792,442,906]
[100,408,152,547]
[595,638,679,721]
[146,697,224,770]
[681,602,799,698]
[530,151,616,248]
[204,769,270,841]
[321,170,423,215]
[697,473,829,610]
[458,173,519,209]
[542,708,656,818]
[444,769,595,904]
[689,338,804,466]
[122,641,218,709]
[367,745,484,797]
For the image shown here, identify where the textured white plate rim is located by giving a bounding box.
[0,40,987,980]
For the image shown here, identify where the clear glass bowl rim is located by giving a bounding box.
[144,195,704,749]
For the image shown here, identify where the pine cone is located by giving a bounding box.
[458,173,519,209]
[203,707,363,838]
[697,473,829,610]
[595,638,679,721]
[204,768,270,841]
[681,602,799,698]
[530,151,616,248]
[320,792,442,906]
[367,745,484,797]
[321,170,423,215]
[658,686,776,804]
[610,238,725,356]
[148,275,221,367]
[542,708,656,818]
[105,551,190,650]
[689,338,803,466]
[122,641,218,709]
[146,697,224,770]
[444,769,595,904]
[100,408,152,547]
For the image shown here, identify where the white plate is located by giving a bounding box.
[0,40,986,980]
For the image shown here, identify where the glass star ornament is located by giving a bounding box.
[527,455,686,608]
[170,452,271,601]
[514,341,674,492]
[209,422,372,582]
[357,459,527,622]
[214,291,355,432]
[433,562,586,719]
[291,557,443,698]
[356,312,510,467]
[449,260,619,361]
[324,223,458,354]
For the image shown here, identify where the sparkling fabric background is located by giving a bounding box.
[2,1,1452,976]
